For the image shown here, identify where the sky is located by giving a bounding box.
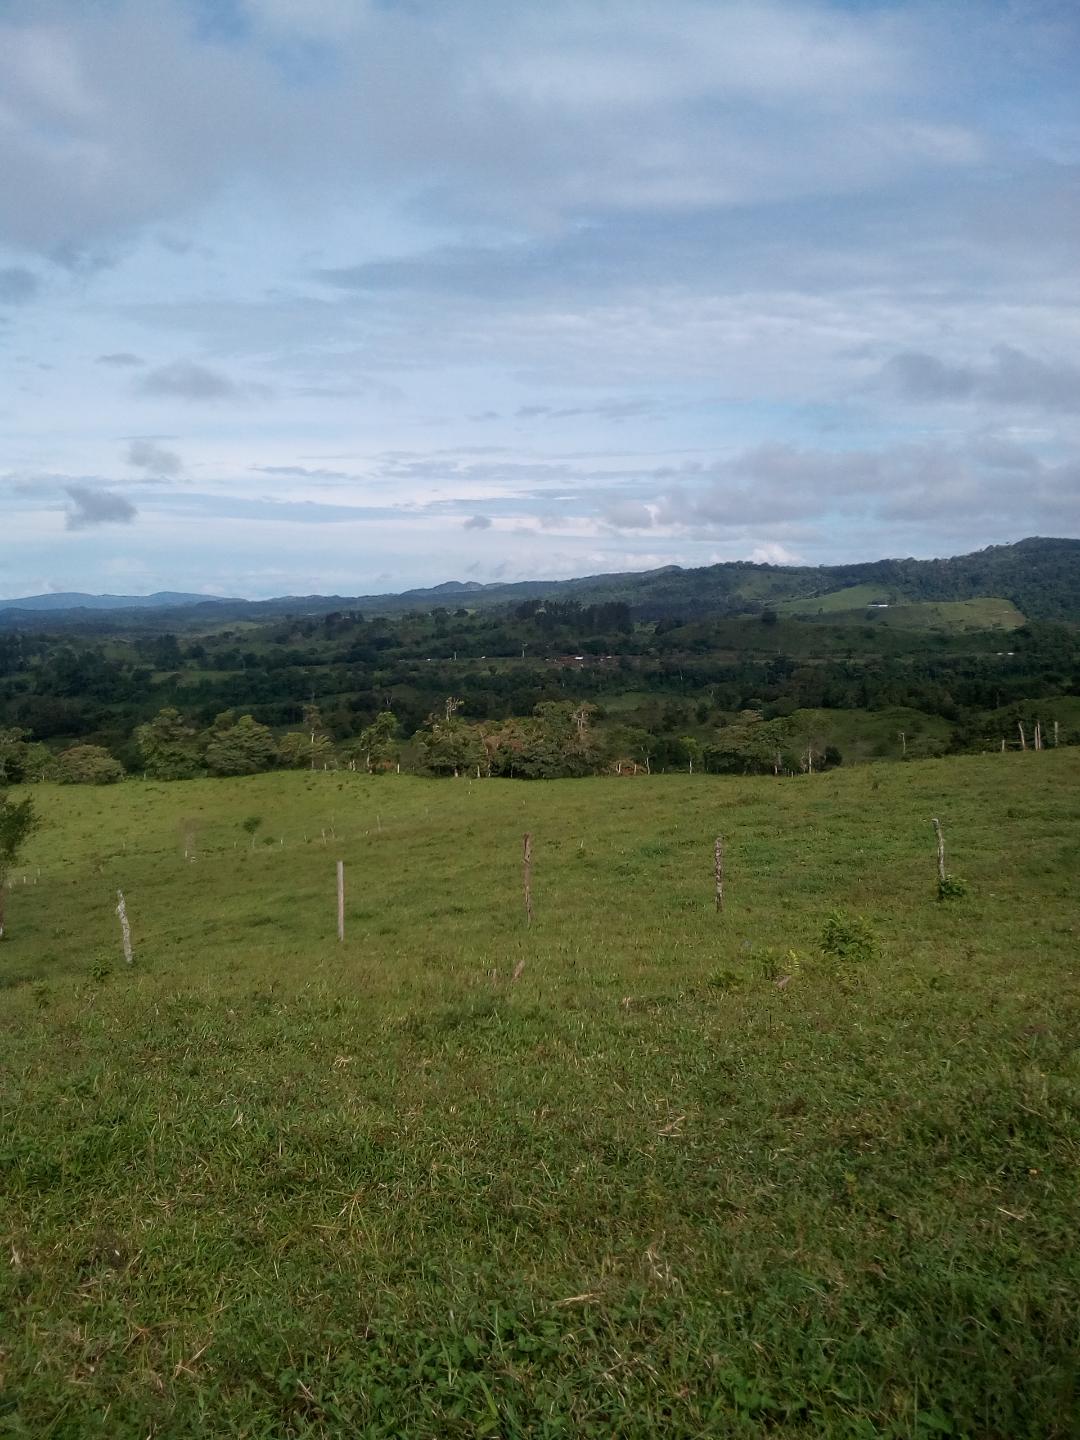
[0,0,1078,599]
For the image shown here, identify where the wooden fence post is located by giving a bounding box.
[714,835,724,913]
[116,890,134,966]
[523,832,533,927]
[931,818,946,886]
[336,860,345,942]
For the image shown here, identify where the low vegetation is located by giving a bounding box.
[2,751,1079,1435]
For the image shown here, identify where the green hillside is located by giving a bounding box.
[3,536,1078,630]
[871,597,1026,631]
[3,755,1080,1436]
[779,583,892,614]
[781,593,1026,632]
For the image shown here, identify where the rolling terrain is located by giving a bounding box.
[2,536,1078,629]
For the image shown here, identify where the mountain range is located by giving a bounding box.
[1,537,1078,628]
[0,591,224,612]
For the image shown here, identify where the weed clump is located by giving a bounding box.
[706,966,743,990]
[937,874,968,901]
[754,948,802,983]
[820,908,877,969]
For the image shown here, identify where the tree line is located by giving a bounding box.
[0,598,1077,782]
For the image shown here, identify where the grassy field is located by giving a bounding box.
[778,592,1025,632]
[872,600,1026,633]
[771,707,953,763]
[778,584,892,614]
[3,755,1079,1437]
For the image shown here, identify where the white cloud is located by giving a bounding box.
[750,542,803,565]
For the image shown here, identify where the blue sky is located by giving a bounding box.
[0,0,1078,598]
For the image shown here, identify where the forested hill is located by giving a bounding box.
[568,536,1080,622]
[1,536,1078,630]
[0,591,220,612]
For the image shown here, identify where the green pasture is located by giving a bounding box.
[2,754,1079,1436]
[778,583,892,615]
[873,599,1026,632]
[779,591,1025,633]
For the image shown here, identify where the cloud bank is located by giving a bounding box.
[0,0,1075,595]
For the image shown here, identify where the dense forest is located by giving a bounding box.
[1,560,1077,782]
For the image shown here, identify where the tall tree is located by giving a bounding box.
[204,715,277,777]
[279,730,335,769]
[135,708,201,779]
[354,711,399,771]
[0,728,54,783]
[417,705,482,777]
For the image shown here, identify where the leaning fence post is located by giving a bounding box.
[336,860,345,942]
[714,835,724,913]
[523,832,533,927]
[931,818,946,886]
[116,889,134,966]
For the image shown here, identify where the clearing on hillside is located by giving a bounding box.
[780,590,1025,631]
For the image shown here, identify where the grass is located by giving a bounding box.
[779,592,1025,632]
[778,583,892,614]
[873,599,1025,633]
[2,754,1080,1437]
[775,706,954,762]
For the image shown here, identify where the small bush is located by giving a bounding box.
[938,874,968,901]
[706,967,743,990]
[820,908,877,966]
[753,948,802,983]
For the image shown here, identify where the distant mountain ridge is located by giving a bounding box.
[0,590,229,612]
[1,537,1077,627]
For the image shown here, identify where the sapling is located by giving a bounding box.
[0,793,37,942]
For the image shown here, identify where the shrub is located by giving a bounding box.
[706,967,743,990]
[754,948,803,983]
[55,745,125,785]
[820,908,877,967]
[937,874,968,901]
